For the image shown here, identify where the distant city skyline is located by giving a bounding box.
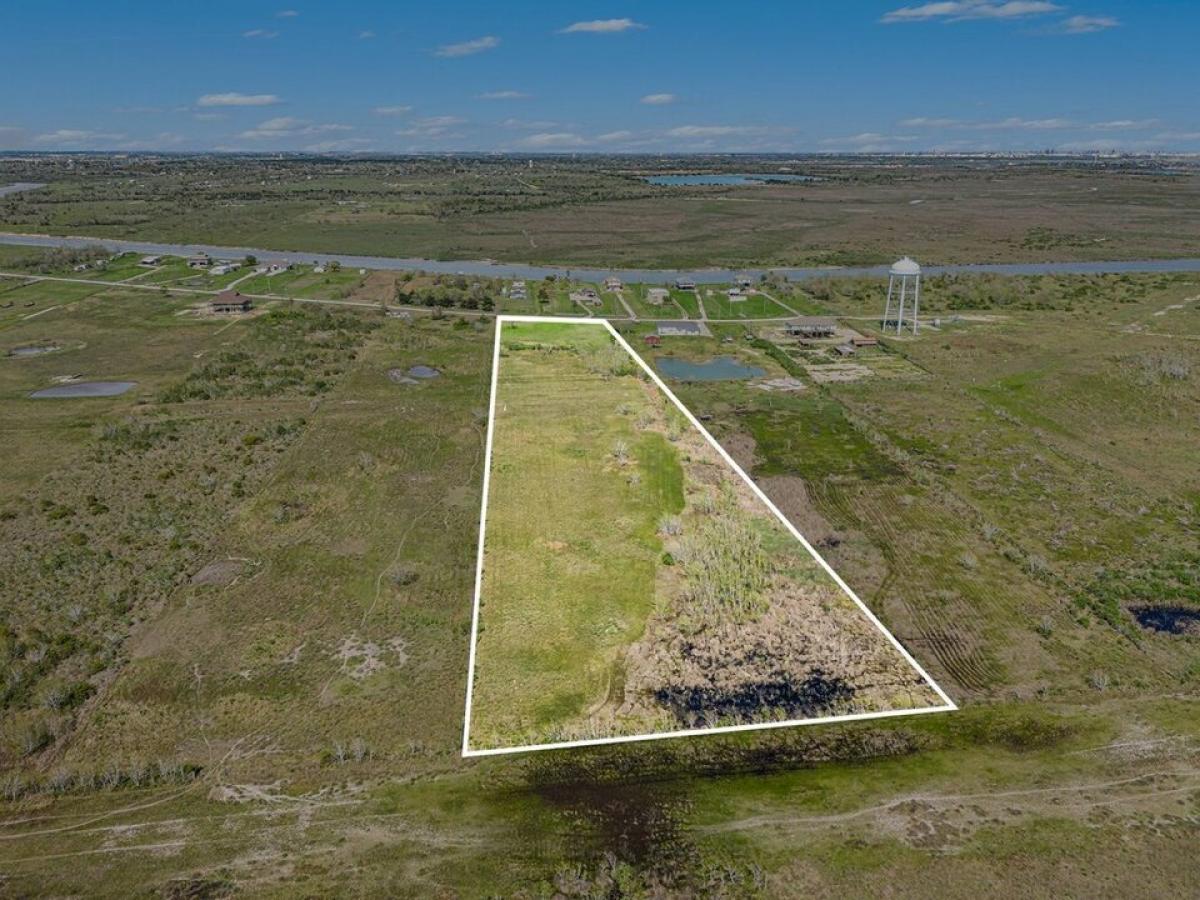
[3,1,1196,154]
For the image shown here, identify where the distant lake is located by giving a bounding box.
[0,182,47,197]
[655,356,766,381]
[643,173,820,186]
[30,380,136,398]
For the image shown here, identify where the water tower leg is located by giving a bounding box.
[912,276,920,335]
[883,276,894,329]
[896,278,907,335]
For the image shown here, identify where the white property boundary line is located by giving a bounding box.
[461,315,955,758]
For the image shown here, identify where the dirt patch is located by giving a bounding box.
[190,558,245,587]
[332,634,409,680]
[806,363,873,384]
[757,475,841,549]
[754,377,807,392]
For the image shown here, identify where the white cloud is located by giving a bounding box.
[499,118,559,130]
[976,116,1072,129]
[479,90,529,100]
[242,29,279,39]
[559,18,647,34]
[239,117,353,140]
[193,112,225,121]
[596,130,635,142]
[900,116,962,127]
[358,30,375,39]
[33,129,127,145]
[821,132,918,151]
[905,115,1074,130]
[666,125,767,138]
[1089,119,1157,131]
[276,9,299,17]
[640,93,677,105]
[395,116,467,137]
[306,138,374,152]
[1060,14,1119,33]
[519,132,587,148]
[372,105,412,116]
[197,92,282,107]
[435,35,500,57]
[882,2,1062,24]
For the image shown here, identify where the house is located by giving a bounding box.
[73,263,90,272]
[643,334,662,347]
[850,336,878,348]
[579,288,601,305]
[264,261,291,275]
[313,265,326,274]
[728,288,746,301]
[509,279,527,301]
[210,291,252,314]
[604,276,622,292]
[834,343,856,357]
[646,288,669,306]
[210,262,240,276]
[139,255,162,267]
[657,321,705,337]
[736,275,753,289]
[785,317,837,338]
[187,254,211,269]
[673,278,697,291]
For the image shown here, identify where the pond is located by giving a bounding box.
[643,173,820,186]
[1130,605,1200,635]
[8,344,61,357]
[30,381,137,398]
[655,356,766,381]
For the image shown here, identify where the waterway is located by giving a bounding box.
[3,231,1200,285]
[30,380,136,398]
[643,173,820,186]
[0,183,47,197]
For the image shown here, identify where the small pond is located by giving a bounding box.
[30,381,137,398]
[1130,605,1200,635]
[643,173,820,186]
[8,345,61,358]
[407,365,440,379]
[655,356,766,381]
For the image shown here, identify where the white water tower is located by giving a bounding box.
[882,257,921,335]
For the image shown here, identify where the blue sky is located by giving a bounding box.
[2,1,1196,153]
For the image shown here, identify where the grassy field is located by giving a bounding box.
[699,288,791,319]
[469,322,672,747]
[5,156,1199,269]
[469,321,942,751]
[0,257,1197,896]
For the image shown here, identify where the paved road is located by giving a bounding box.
[4,231,1200,284]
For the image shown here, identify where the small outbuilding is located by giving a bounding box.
[785,317,837,338]
[139,255,163,267]
[673,278,697,291]
[643,334,662,347]
[210,291,252,314]
[187,254,211,269]
[657,321,705,337]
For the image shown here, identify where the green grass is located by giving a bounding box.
[2,270,1200,896]
[700,289,789,319]
[469,322,678,747]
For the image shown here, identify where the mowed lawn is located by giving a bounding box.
[701,289,790,319]
[469,321,683,749]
